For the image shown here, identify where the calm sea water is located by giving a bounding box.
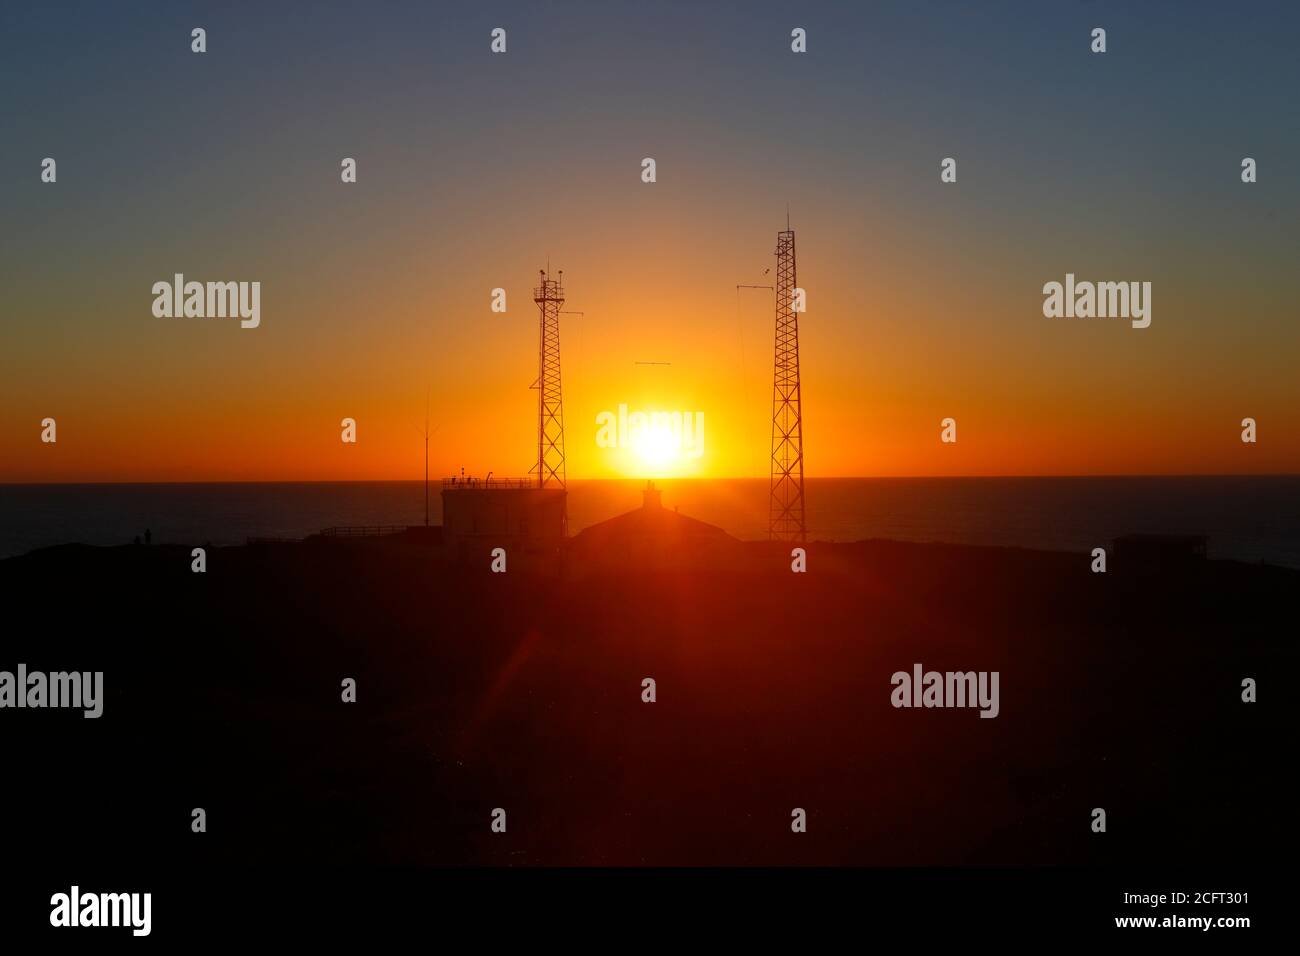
[1,477,1297,567]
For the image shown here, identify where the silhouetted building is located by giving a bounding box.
[566,481,740,572]
[441,477,566,565]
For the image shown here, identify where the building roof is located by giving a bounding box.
[569,482,736,550]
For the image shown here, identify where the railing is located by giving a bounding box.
[440,477,536,490]
[318,525,408,538]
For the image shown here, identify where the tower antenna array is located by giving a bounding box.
[769,226,805,542]
[532,269,566,488]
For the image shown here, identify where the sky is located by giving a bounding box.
[2,0,1298,482]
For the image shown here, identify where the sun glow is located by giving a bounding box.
[595,405,707,478]
[632,422,680,468]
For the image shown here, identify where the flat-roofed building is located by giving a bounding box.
[441,476,566,565]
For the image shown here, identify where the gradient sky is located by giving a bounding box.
[3,0,1298,481]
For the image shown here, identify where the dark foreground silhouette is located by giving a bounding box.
[1,536,1291,866]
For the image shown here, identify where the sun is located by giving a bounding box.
[632,422,679,469]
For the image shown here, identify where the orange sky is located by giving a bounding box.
[4,218,1296,482]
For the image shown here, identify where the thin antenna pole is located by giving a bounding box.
[423,389,430,527]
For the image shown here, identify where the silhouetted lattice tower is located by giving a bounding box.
[532,269,566,488]
[769,228,806,542]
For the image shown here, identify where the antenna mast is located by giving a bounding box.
[769,223,806,543]
[532,268,566,488]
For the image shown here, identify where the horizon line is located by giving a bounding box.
[2,473,1298,488]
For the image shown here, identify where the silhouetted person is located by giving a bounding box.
[133,535,141,545]
[144,528,152,545]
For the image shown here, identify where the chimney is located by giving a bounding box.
[642,480,662,510]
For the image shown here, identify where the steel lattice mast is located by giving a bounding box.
[532,269,566,488]
[769,228,805,542]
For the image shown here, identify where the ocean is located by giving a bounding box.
[1,477,1298,568]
